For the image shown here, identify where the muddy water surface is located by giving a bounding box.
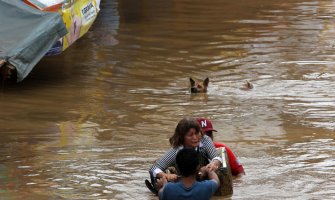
[0,0,334,199]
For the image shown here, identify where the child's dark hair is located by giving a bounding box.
[176,148,199,177]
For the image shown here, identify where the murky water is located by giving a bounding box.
[1,0,334,199]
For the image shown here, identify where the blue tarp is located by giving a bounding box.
[0,0,67,81]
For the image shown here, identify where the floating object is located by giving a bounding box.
[215,147,233,197]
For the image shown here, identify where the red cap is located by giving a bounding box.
[197,118,217,132]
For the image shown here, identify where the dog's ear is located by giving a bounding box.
[203,77,209,87]
[190,77,195,86]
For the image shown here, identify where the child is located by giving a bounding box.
[197,118,245,177]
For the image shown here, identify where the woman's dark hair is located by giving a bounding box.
[176,148,199,177]
[169,117,203,148]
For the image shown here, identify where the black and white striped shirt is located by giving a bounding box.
[149,135,222,177]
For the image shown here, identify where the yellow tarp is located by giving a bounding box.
[25,0,101,54]
[61,0,100,50]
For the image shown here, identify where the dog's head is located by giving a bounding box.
[240,80,253,90]
[190,77,209,93]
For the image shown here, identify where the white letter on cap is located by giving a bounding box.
[201,120,207,128]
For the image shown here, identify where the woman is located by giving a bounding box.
[147,117,222,193]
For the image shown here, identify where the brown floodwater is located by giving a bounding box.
[0,0,334,199]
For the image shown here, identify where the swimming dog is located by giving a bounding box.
[240,80,253,90]
[190,77,209,93]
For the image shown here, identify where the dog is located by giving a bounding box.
[190,77,209,93]
[240,80,253,90]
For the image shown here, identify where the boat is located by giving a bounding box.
[0,0,101,82]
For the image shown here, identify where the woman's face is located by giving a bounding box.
[183,128,201,148]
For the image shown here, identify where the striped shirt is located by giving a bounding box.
[149,135,222,177]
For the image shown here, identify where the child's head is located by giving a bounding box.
[176,148,199,177]
[197,117,217,140]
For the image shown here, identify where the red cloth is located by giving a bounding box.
[214,142,245,176]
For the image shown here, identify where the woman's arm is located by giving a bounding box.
[202,135,222,169]
[198,159,221,181]
[149,148,179,181]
